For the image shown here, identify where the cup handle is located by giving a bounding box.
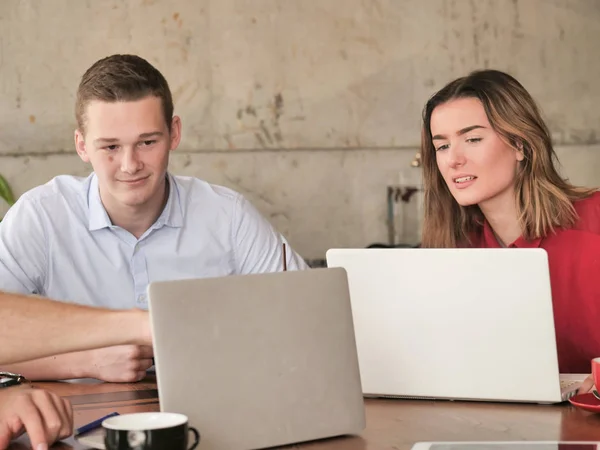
[188,427,201,450]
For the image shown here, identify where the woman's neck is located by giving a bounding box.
[478,190,522,247]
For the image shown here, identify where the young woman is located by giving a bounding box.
[419,69,600,388]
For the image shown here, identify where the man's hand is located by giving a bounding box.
[577,373,595,395]
[87,345,154,382]
[0,385,73,450]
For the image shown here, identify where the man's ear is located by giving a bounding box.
[74,129,90,163]
[169,116,182,152]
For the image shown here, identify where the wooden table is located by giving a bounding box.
[9,376,600,449]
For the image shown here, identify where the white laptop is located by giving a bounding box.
[148,267,365,450]
[326,248,586,404]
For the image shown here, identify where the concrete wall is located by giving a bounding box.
[1,0,599,258]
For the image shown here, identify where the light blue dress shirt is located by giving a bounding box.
[0,173,308,309]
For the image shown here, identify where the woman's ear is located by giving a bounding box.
[515,140,525,162]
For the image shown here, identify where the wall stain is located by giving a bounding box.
[167,38,191,63]
[15,70,22,111]
[214,160,228,171]
[568,129,598,145]
[254,132,267,148]
[354,36,383,55]
[234,92,288,149]
[449,0,460,20]
[273,93,284,120]
[470,0,480,64]
[29,115,36,124]
[362,0,384,19]
[224,133,236,149]
[260,120,274,145]
[269,212,289,223]
[511,0,524,39]
[540,46,547,69]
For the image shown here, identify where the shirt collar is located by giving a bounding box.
[482,220,542,248]
[153,173,183,229]
[87,174,112,231]
[87,172,183,232]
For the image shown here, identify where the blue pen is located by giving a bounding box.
[75,412,119,436]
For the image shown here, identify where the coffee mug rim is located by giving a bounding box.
[102,412,189,431]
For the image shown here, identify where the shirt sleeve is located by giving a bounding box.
[0,195,47,294]
[231,193,309,274]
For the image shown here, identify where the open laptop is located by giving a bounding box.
[148,267,365,449]
[326,248,586,404]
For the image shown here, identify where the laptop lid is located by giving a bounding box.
[326,248,565,404]
[148,267,365,450]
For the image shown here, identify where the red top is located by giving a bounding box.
[469,191,600,373]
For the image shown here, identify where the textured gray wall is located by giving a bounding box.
[1,0,599,257]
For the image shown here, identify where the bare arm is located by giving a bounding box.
[1,352,90,381]
[0,291,151,365]
[2,344,154,382]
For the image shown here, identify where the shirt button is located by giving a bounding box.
[137,294,146,303]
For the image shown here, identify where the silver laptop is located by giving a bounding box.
[326,248,586,404]
[148,267,365,450]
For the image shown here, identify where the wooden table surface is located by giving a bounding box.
[8,375,600,450]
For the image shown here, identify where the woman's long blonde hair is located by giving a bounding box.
[420,69,596,248]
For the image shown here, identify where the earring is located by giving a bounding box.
[516,142,525,161]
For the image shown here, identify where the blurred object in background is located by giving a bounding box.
[385,157,423,248]
[305,258,328,268]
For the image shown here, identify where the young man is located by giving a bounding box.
[0,290,152,449]
[0,54,307,382]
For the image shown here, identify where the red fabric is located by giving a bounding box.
[469,191,600,373]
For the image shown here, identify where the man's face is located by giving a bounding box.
[75,96,181,211]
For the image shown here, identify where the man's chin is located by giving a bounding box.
[117,195,149,208]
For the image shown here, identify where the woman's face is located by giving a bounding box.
[430,97,524,208]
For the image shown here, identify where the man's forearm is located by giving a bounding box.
[0,351,90,381]
[0,291,151,365]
